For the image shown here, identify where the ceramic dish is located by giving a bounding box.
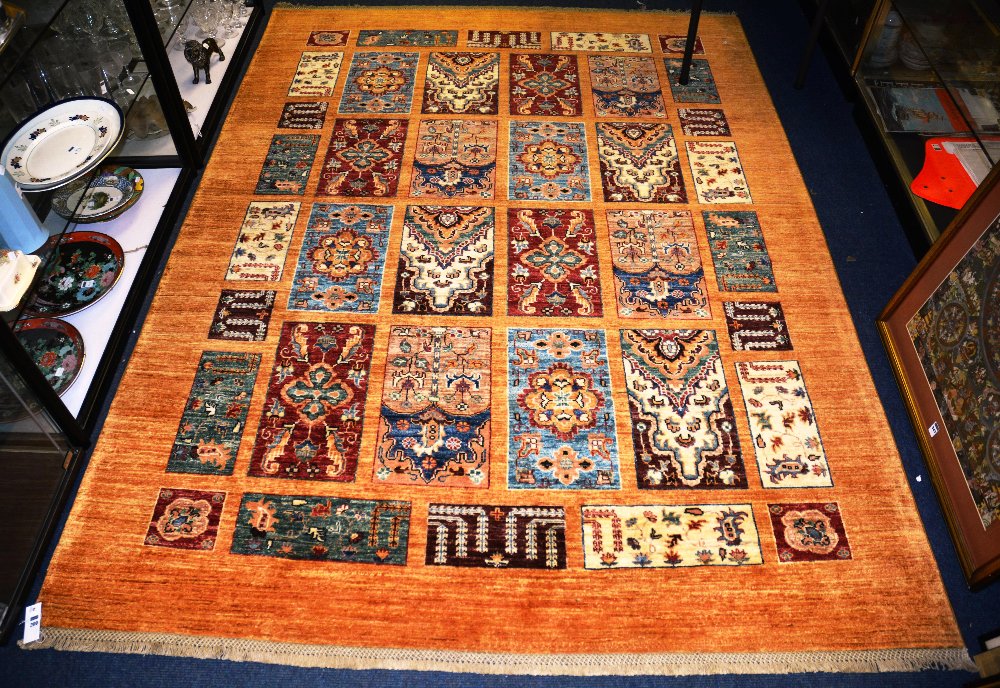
[0,97,124,191]
[13,317,85,397]
[25,231,125,316]
[50,165,144,223]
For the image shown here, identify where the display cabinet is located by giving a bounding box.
[0,0,263,641]
[852,0,1000,248]
[809,0,879,69]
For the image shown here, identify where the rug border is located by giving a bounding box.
[272,3,737,15]
[22,628,976,676]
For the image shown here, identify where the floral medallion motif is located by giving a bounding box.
[208,290,276,341]
[658,35,704,55]
[307,31,349,47]
[249,322,375,481]
[507,208,602,317]
[422,52,500,114]
[620,330,746,489]
[255,134,320,195]
[703,210,777,292]
[736,360,832,488]
[288,204,392,312]
[392,205,494,316]
[410,119,497,199]
[357,30,457,46]
[278,102,328,130]
[508,329,620,489]
[509,54,581,116]
[664,57,720,103]
[589,56,665,118]
[678,108,731,136]
[318,118,408,196]
[426,504,566,569]
[582,504,763,569]
[375,327,491,488]
[144,488,225,551]
[225,201,300,281]
[723,301,792,351]
[509,121,591,201]
[339,51,419,113]
[167,351,260,475]
[768,502,852,562]
[597,122,685,203]
[231,493,411,565]
[607,210,709,318]
[686,140,751,204]
[551,32,652,52]
[467,31,541,49]
[288,52,343,97]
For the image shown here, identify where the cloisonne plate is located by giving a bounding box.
[0,97,124,192]
[13,317,85,396]
[24,231,125,316]
[50,165,144,223]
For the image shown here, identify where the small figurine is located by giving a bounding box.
[183,38,225,85]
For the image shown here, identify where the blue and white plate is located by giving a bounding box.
[1,97,124,192]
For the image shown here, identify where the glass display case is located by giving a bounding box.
[813,0,880,69]
[0,0,263,641]
[853,0,1000,247]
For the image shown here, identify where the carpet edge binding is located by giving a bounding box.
[22,628,976,675]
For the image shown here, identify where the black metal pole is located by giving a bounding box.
[122,0,202,167]
[795,0,832,89]
[679,0,704,85]
[0,322,89,447]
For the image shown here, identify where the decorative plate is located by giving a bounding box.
[51,166,144,223]
[0,97,124,191]
[13,317,85,397]
[25,231,125,316]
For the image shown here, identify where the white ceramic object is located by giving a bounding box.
[1,97,123,191]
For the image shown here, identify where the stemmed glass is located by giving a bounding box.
[153,0,186,40]
[173,15,197,51]
[107,36,142,109]
[223,0,244,34]
[193,1,227,48]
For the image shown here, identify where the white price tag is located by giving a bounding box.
[928,422,940,438]
[100,83,108,95]
[23,603,41,644]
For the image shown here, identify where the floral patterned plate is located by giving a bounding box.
[25,231,125,316]
[50,165,144,223]
[13,317,85,396]
[0,97,124,192]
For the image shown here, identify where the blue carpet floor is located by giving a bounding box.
[1,1,995,685]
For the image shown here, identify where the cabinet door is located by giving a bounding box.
[0,351,76,640]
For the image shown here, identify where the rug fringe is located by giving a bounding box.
[21,628,977,676]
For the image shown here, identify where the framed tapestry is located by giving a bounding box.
[879,164,1000,588]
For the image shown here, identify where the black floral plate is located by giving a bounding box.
[13,317,85,397]
[25,231,125,316]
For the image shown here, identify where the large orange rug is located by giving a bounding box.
[29,6,972,675]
